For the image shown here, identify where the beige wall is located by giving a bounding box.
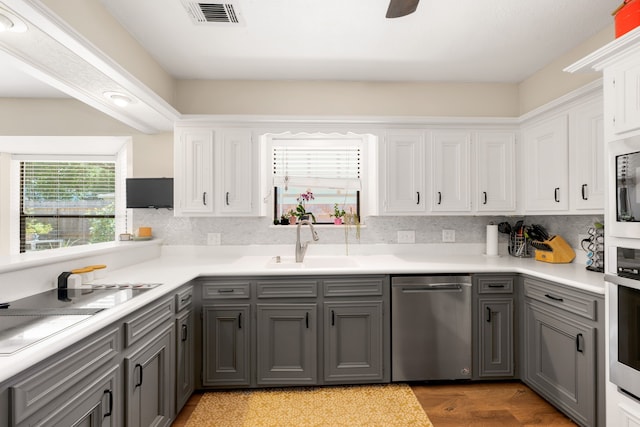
[176,80,520,117]
[518,24,615,115]
[0,98,172,177]
[41,0,177,107]
[131,133,173,177]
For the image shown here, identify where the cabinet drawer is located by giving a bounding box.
[176,285,194,312]
[124,297,174,347]
[257,280,318,298]
[323,277,384,297]
[523,277,598,320]
[202,281,251,299]
[477,276,514,294]
[10,328,119,426]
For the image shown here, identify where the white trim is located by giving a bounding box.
[565,26,640,73]
[518,79,603,123]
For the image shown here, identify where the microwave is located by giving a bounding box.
[611,135,640,238]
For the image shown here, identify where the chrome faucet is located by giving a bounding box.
[295,219,319,262]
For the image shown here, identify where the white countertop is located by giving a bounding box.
[0,244,605,384]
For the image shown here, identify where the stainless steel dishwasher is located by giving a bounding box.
[391,275,472,381]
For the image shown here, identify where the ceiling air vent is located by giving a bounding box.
[182,1,244,25]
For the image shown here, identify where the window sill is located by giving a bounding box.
[269,224,366,229]
[0,239,162,275]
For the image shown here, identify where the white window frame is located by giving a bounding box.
[260,131,378,221]
[0,136,130,255]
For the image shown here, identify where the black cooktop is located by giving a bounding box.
[2,287,152,312]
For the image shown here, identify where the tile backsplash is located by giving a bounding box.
[132,209,603,250]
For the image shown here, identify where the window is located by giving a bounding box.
[269,134,364,224]
[19,161,116,252]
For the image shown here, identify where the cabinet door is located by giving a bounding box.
[176,309,194,412]
[218,129,254,215]
[202,305,250,386]
[174,129,214,215]
[524,302,595,427]
[257,304,317,385]
[431,130,471,211]
[125,325,175,427]
[476,132,516,212]
[570,98,605,211]
[523,116,569,211]
[324,302,384,382]
[478,298,514,377]
[613,60,640,135]
[19,365,120,427]
[382,132,425,214]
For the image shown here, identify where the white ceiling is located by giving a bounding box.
[98,0,620,83]
[0,0,620,100]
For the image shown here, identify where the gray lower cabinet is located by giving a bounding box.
[473,275,515,379]
[125,323,175,427]
[522,276,604,427]
[197,275,389,389]
[9,327,120,427]
[256,304,318,385]
[175,286,194,413]
[34,365,120,427]
[201,305,250,386]
[324,302,384,382]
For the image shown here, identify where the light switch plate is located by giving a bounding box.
[207,233,221,245]
[442,229,455,242]
[397,230,415,244]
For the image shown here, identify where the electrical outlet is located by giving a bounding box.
[397,230,415,244]
[442,229,455,243]
[207,233,221,245]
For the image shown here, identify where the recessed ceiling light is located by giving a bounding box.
[103,91,134,107]
[0,9,27,33]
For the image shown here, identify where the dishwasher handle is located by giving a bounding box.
[397,283,465,292]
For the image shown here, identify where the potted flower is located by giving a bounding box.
[295,190,316,223]
[331,203,346,225]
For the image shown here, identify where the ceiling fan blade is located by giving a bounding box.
[386,0,419,18]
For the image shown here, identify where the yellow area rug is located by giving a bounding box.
[185,383,433,427]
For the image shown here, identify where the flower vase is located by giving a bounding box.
[334,218,343,225]
[289,216,297,225]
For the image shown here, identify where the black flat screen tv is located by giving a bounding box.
[126,178,173,209]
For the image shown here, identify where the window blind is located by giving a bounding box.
[272,146,361,190]
[21,161,116,215]
[19,161,116,252]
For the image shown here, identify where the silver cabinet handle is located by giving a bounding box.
[554,187,560,203]
[202,192,207,206]
[581,184,588,200]
[226,192,230,205]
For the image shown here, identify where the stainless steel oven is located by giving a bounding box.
[608,247,640,399]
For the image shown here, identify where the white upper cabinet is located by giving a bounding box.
[570,98,605,211]
[218,129,255,215]
[174,126,255,216]
[381,131,426,214]
[475,132,516,212]
[522,115,570,212]
[174,128,215,216]
[431,130,471,212]
[611,57,640,136]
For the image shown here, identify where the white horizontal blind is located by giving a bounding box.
[272,146,361,190]
[21,161,116,214]
[20,161,116,252]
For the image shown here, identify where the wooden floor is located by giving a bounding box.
[172,381,577,427]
